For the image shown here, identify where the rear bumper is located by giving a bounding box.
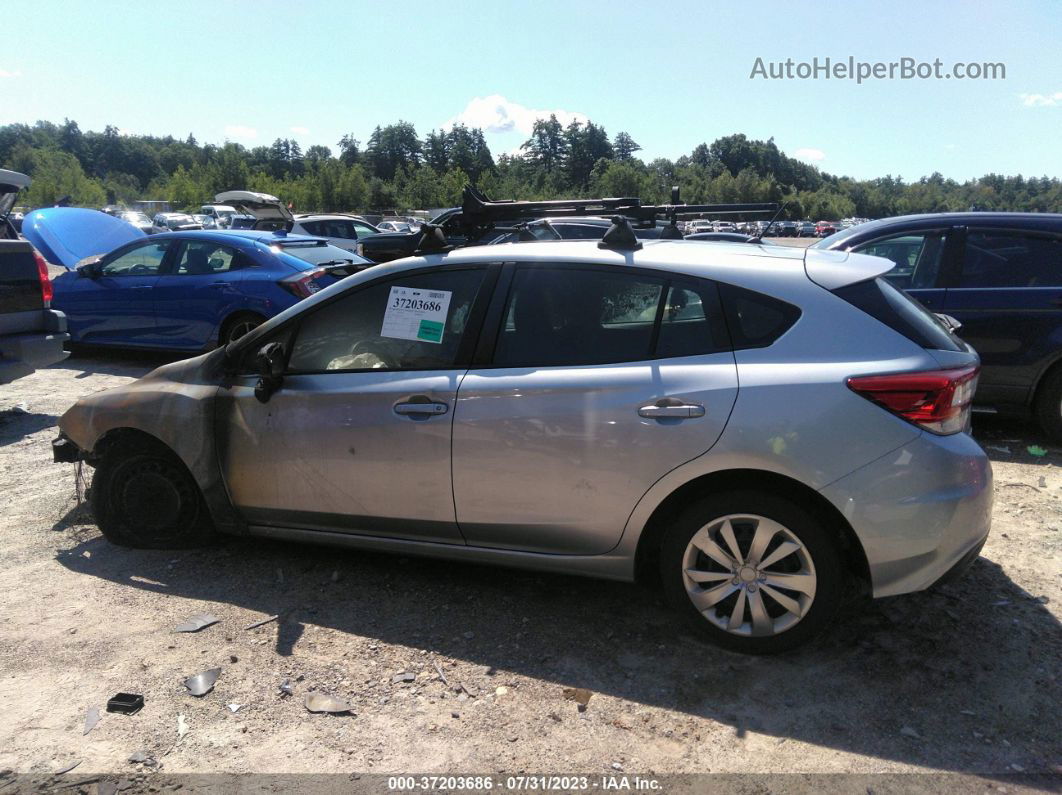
[820,430,993,598]
[0,310,70,384]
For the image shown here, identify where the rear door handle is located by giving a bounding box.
[210,281,228,289]
[394,400,449,416]
[638,402,706,419]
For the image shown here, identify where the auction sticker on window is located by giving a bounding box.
[380,286,451,344]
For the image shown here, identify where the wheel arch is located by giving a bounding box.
[217,310,267,347]
[633,468,871,591]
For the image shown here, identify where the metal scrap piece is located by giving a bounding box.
[243,614,279,631]
[183,667,221,697]
[83,706,101,735]
[174,614,219,633]
[304,693,352,713]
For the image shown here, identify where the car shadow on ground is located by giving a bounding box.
[0,408,59,446]
[975,415,1061,468]
[57,346,189,380]
[55,528,1060,776]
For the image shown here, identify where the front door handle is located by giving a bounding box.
[394,400,448,417]
[638,401,706,419]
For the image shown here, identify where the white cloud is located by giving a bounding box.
[1020,92,1062,107]
[223,124,258,140]
[444,94,589,135]
[290,126,310,135]
[793,147,825,162]
[0,68,21,78]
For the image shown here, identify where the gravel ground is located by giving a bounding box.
[0,350,1059,793]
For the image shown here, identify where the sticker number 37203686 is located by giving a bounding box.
[380,286,453,344]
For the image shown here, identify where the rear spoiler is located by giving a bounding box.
[804,248,895,290]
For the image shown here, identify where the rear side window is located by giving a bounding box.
[492,268,730,367]
[853,231,946,290]
[833,277,963,352]
[960,231,1062,288]
[718,283,801,349]
[495,268,664,367]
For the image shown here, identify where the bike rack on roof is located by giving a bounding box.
[413,185,779,255]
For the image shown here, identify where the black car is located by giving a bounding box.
[814,212,1062,438]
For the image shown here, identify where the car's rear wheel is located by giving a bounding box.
[659,491,844,654]
[220,312,265,346]
[91,437,216,549]
[1034,366,1062,443]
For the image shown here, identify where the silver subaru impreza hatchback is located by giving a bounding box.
[53,238,992,653]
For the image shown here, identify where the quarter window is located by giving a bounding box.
[854,232,946,290]
[287,269,486,372]
[960,231,1062,288]
[101,241,171,277]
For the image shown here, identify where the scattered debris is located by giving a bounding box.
[451,711,460,719]
[1027,445,1048,457]
[54,759,81,775]
[127,750,156,766]
[229,655,239,664]
[563,687,593,712]
[960,709,976,716]
[177,714,189,739]
[463,631,475,640]
[183,668,221,697]
[83,706,100,735]
[459,683,478,698]
[900,726,922,739]
[331,570,340,582]
[1038,475,1047,488]
[992,600,1012,607]
[433,661,449,686]
[495,686,509,696]
[244,615,279,631]
[106,693,144,715]
[611,762,623,771]
[304,693,352,714]
[1034,595,1050,604]
[392,672,416,684]
[278,679,294,697]
[1011,763,1025,772]
[226,703,243,713]
[984,445,1011,454]
[174,613,219,633]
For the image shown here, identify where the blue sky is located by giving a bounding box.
[2,0,1060,181]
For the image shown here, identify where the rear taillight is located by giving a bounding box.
[34,250,53,306]
[847,366,979,435]
[278,268,327,299]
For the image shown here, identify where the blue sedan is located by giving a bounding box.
[52,230,371,350]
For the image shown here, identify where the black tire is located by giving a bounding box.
[1035,366,1062,443]
[220,312,265,346]
[659,491,844,654]
[91,437,216,549]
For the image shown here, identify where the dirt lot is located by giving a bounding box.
[0,347,1060,791]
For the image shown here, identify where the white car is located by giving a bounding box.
[291,214,382,255]
[198,204,238,228]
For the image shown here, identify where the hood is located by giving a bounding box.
[0,169,30,217]
[21,207,147,268]
[213,190,293,230]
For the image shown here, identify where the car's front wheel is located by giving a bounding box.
[91,436,216,549]
[660,491,844,653]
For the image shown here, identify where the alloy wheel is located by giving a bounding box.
[681,513,817,638]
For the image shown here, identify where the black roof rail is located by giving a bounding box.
[410,185,778,255]
[459,185,777,253]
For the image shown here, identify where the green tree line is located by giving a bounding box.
[2,118,1060,219]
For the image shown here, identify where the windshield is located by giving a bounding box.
[277,242,370,268]
[121,212,150,224]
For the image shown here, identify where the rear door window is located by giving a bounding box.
[853,231,946,290]
[960,230,1062,288]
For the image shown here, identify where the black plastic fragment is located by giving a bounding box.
[107,692,144,715]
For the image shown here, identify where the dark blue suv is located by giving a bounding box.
[815,213,1062,438]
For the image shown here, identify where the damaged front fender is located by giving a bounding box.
[56,347,246,535]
